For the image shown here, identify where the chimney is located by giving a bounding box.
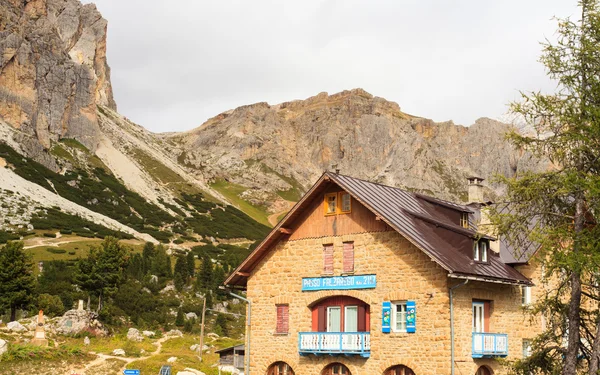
[467,176,484,204]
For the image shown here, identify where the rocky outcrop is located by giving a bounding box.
[170,89,546,204]
[0,0,115,156]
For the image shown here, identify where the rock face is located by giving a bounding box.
[170,89,545,204]
[0,338,7,356]
[55,309,105,335]
[0,0,115,156]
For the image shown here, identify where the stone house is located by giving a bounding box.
[224,172,542,375]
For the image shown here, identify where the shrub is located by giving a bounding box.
[43,232,57,238]
[38,293,65,317]
[46,248,67,254]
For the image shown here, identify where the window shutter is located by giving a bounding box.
[357,305,366,332]
[323,244,334,274]
[343,242,354,273]
[483,301,490,332]
[382,301,391,333]
[318,306,327,332]
[406,300,416,333]
[276,304,289,333]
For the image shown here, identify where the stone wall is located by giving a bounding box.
[245,231,543,375]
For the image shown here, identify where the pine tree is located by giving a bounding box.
[142,242,156,275]
[214,313,228,337]
[196,255,213,292]
[186,251,195,278]
[127,253,144,281]
[175,307,185,326]
[174,256,188,292]
[0,241,37,321]
[489,2,600,374]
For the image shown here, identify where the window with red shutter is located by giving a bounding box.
[276,304,289,333]
[323,244,334,274]
[343,242,354,273]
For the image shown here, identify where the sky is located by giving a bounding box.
[84,0,580,133]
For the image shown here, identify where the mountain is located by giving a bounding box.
[0,0,545,243]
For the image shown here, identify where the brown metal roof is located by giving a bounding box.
[224,172,532,288]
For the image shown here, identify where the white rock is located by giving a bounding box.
[0,339,7,356]
[166,329,183,337]
[189,344,199,351]
[7,321,26,332]
[127,328,144,342]
[142,330,155,337]
[167,356,177,363]
[177,370,205,375]
[150,275,158,283]
[160,284,176,294]
[112,348,125,356]
[185,312,198,320]
[84,336,90,346]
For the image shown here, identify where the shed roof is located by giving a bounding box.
[224,172,532,288]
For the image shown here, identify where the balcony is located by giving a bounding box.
[298,332,370,358]
[472,332,508,358]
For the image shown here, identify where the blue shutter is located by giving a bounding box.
[382,301,391,333]
[406,300,416,333]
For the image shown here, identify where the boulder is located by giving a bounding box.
[55,310,90,335]
[185,312,198,320]
[127,328,143,342]
[166,329,183,337]
[150,275,158,283]
[160,284,176,294]
[189,344,199,351]
[84,336,90,346]
[142,330,155,337]
[7,321,26,332]
[167,356,177,363]
[0,339,7,356]
[112,348,125,356]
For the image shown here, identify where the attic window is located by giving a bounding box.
[324,193,337,215]
[339,192,351,213]
[474,239,489,262]
[460,213,469,228]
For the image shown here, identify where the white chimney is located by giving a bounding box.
[467,176,484,204]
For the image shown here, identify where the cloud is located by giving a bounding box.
[84,0,577,132]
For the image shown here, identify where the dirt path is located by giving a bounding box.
[23,236,90,249]
[268,201,295,226]
[67,335,174,375]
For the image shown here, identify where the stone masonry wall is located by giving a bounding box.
[246,231,543,375]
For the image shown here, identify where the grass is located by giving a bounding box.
[78,334,156,356]
[245,159,304,202]
[210,179,271,227]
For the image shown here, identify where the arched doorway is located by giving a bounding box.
[384,365,416,375]
[476,366,492,375]
[266,361,295,375]
[322,363,351,375]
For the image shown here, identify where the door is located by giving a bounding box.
[327,306,341,332]
[473,302,485,333]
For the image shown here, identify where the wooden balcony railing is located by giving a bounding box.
[298,332,370,358]
[472,332,508,358]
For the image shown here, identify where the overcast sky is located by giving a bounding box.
[84,1,579,133]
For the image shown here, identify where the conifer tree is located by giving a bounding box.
[174,256,188,292]
[489,2,600,374]
[186,251,195,278]
[142,242,156,274]
[175,307,185,326]
[0,241,36,321]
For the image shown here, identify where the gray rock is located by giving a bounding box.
[0,339,7,356]
[166,329,183,337]
[112,348,125,356]
[189,344,199,351]
[150,275,158,283]
[167,356,177,363]
[185,312,198,320]
[127,328,143,342]
[142,330,155,337]
[55,310,90,335]
[7,321,26,332]
[83,336,90,346]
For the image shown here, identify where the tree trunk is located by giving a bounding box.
[10,304,16,322]
[97,291,103,312]
[563,198,585,375]
[589,311,600,375]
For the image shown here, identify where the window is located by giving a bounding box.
[327,306,341,332]
[476,366,492,375]
[342,242,354,273]
[344,306,358,332]
[392,301,407,332]
[276,304,289,334]
[385,365,416,375]
[322,363,350,375]
[324,193,338,215]
[267,362,295,375]
[521,286,532,306]
[339,192,351,213]
[474,239,489,262]
[460,213,469,228]
[323,244,334,274]
[522,339,532,358]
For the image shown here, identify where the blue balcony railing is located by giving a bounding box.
[298,332,370,358]
[472,332,508,358]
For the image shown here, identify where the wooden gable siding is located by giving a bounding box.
[289,186,391,240]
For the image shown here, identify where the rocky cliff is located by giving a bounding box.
[170,89,543,208]
[0,0,115,160]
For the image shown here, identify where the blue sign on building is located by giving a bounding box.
[302,274,376,291]
[123,370,140,375]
